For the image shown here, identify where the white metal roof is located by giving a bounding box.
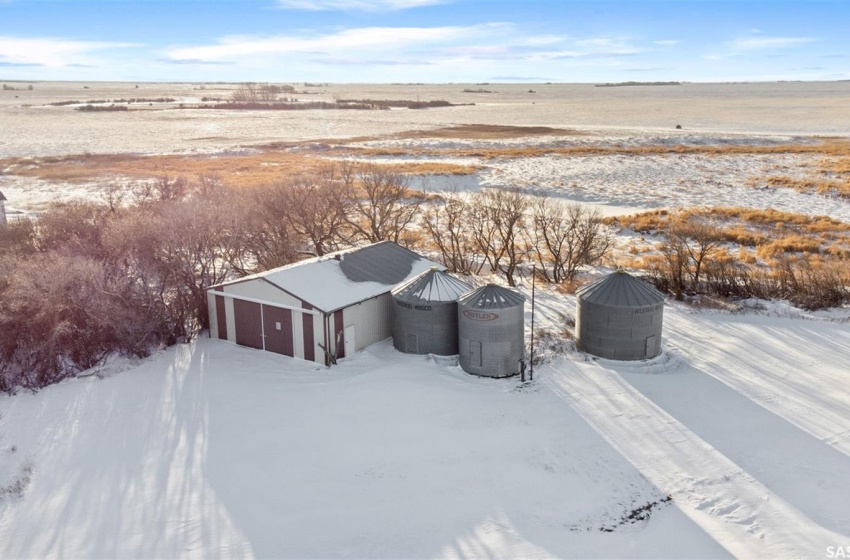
[214,241,440,313]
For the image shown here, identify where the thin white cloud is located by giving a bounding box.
[0,36,140,67]
[166,24,509,62]
[729,36,815,50]
[522,35,568,47]
[654,40,679,47]
[276,0,448,10]
[574,37,641,55]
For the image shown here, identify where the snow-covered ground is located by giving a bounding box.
[3,80,850,558]
[355,147,849,222]
[1,295,849,558]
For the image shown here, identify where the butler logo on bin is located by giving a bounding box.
[463,310,499,321]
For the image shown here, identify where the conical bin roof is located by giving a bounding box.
[392,267,472,303]
[576,271,664,307]
[458,283,525,309]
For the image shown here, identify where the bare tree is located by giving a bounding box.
[221,186,301,274]
[421,189,484,274]
[530,197,612,283]
[469,188,528,286]
[281,164,354,256]
[133,176,189,204]
[345,164,426,246]
[231,83,294,102]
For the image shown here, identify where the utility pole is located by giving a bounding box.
[530,265,536,381]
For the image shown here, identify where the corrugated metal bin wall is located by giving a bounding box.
[576,299,663,360]
[392,269,471,355]
[457,285,525,377]
[575,271,665,361]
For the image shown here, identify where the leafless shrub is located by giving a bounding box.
[0,253,150,391]
[651,214,723,299]
[0,219,36,258]
[34,201,112,259]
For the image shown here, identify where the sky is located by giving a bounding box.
[0,0,848,83]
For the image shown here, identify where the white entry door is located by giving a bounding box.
[344,325,356,357]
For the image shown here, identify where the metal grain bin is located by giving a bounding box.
[391,267,472,355]
[575,271,665,360]
[458,284,525,377]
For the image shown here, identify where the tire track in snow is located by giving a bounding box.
[665,311,850,458]
[543,362,847,559]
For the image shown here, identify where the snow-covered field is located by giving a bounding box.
[1,290,849,558]
[3,80,849,221]
[7,133,848,221]
[350,147,850,222]
[2,80,850,558]
[2,81,849,158]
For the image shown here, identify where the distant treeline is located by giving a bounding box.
[53,97,176,106]
[3,84,33,91]
[595,81,681,87]
[76,104,130,112]
[204,99,457,111]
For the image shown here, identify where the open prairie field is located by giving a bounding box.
[2,81,850,158]
[2,80,850,218]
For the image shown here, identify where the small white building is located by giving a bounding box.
[207,241,441,364]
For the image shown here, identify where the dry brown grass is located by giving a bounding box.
[4,132,848,191]
[609,206,849,261]
[611,256,646,270]
[604,210,670,232]
[747,142,850,198]
[0,151,325,187]
[0,149,479,188]
[757,236,824,259]
[761,175,850,198]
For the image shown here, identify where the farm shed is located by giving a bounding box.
[391,267,472,355]
[0,190,6,226]
[207,241,440,365]
[575,270,665,361]
[458,284,526,377]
